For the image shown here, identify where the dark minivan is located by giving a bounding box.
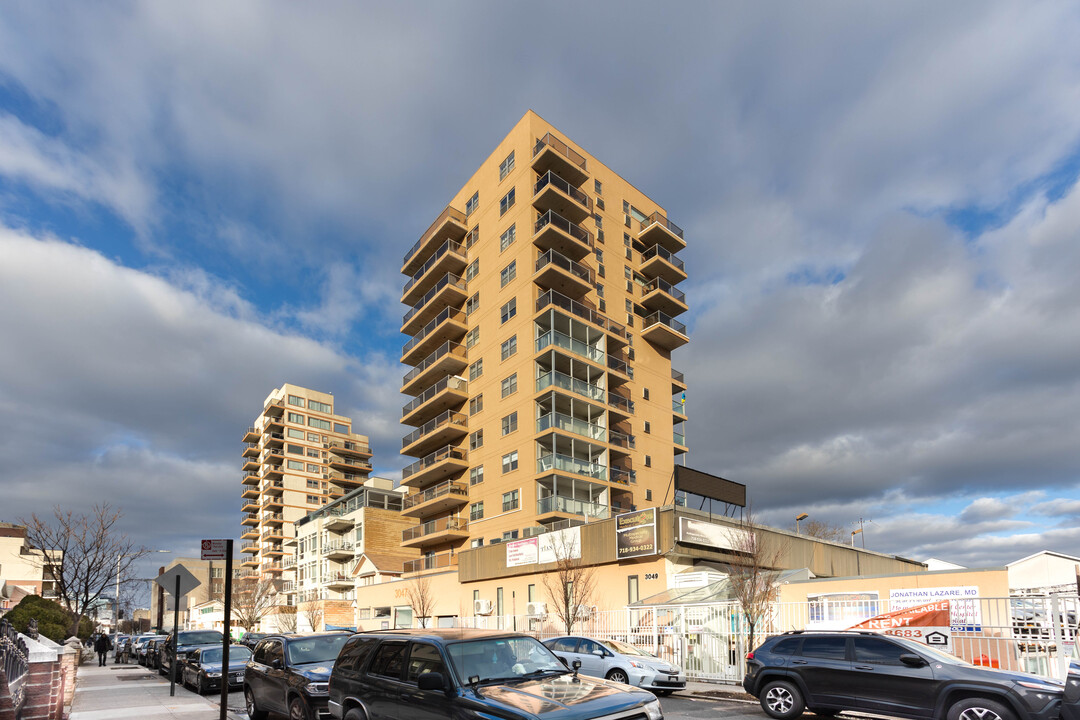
[327,629,663,720]
[244,632,351,720]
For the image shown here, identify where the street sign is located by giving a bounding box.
[201,539,229,561]
[155,565,201,598]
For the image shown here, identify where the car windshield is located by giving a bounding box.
[599,639,654,657]
[448,636,567,684]
[179,632,223,645]
[200,647,250,664]
[286,635,349,665]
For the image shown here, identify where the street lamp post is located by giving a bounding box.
[795,513,809,534]
[850,528,863,546]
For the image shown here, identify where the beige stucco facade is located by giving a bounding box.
[0,523,60,613]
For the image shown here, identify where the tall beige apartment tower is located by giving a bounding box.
[240,384,373,601]
[399,111,688,570]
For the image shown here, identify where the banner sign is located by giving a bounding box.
[677,516,752,552]
[889,586,982,631]
[616,508,657,559]
[506,527,581,567]
[850,600,953,652]
[506,537,539,568]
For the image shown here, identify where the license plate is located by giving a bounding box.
[668,675,678,682]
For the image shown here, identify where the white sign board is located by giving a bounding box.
[677,516,752,551]
[506,538,539,568]
[889,586,982,631]
[505,527,581,567]
[155,565,201,598]
[200,539,229,561]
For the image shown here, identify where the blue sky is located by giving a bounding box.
[2,2,1080,588]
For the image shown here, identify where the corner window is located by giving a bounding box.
[499,224,516,252]
[500,260,516,287]
[499,188,515,216]
[465,192,479,216]
[499,151,515,180]
[500,335,517,360]
[468,359,483,381]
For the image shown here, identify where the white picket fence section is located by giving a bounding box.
[456,594,1079,684]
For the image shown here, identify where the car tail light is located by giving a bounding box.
[745,651,754,661]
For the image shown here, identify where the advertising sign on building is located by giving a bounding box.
[616,508,657,559]
[850,600,953,653]
[505,537,539,568]
[677,516,752,552]
[889,586,982,631]
[539,526,581,564]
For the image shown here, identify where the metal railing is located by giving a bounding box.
[402,410,467,449]
[537,453,607,481]
[535,248,593,285]
[401,445,468,481]
[536,289,625,339]
[402,340,467,387]
[403,479,468,511]
[322,541,354,555]
[536,370,604,402]
[402,375,468,418]
[537,495,610,519]
[672,368,685,384]
[534,209,592,249]
[329,456,372,471]
[403,238,467,297]
[608,392,635,414]
[642,277,686,304]
[674,430,686,446]
[607,353,633,378]
[639,211,684,239]
[403,516,468,542]
[328,470,367,484]
[610,466,636,485]
[610,430,636,450]
[404,551,458,574]
[537,411,606,442]
[535,329,605,364]
[402,273,467,328]
[673,398,687,413]
[401,306,466,357]
[403,205,467,268]
[642,244,685,271]
[643,310,687,336]
[327,439,372,455]
[533,132,587,171]
[534,170,592,213]
[242,473,260,484]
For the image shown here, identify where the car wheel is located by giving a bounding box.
[290,695,313,720]
[606,668,630,684]
[947,698,1016,720]
[760,680,805,720]
[245,687,269,720]
[344,710,366,720]
[196,676,205,695]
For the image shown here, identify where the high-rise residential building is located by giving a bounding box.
[398,111,689,568]
[240,384,373,601]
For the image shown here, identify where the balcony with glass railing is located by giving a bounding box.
[401,272,468,335]
[674,428,687,449]
[402,205,468,275]
[328,456,372,474]
[400,340,468,396]
[533,210,593,260]
[532,131,589,186]
[243,442,259,458]
[641,244,687,284]
[401,374,468,426]
[673,397,687,417]
[537,411,606,442]
[533,248,594,297]
[401,479,469,518]
[610,465,637,485]
[400,444,469,489]
[641,310,689,350]
[609,430,636,453]
[536,290,626,341]
[243,426,260,443]
[608,391,635,416]
[536,453,607,482]
[401,238,468,305]
[404,551,458,575]
[536,370,604,403]
[641,277,688,316]
[535,328,605,366]
[322,540,354,559]
[533,170,593,223]
[401,516,469,548]
[401,306,467,365]
[402,410,468,457]
[537,495,611,521]
[327,438,372,458]
[638,211,686,252]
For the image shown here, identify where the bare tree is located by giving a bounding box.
[800,519,847,543]
[277,608,298,633]
[542,531,597,635]
[20,504,149,636]
[232,577,279,632]
[726,507,788,653]
[406,575,436,628]
[301,601,324,632]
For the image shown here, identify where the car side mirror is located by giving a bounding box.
[592,649,605,657]
[899,653,926,667]
[418,671,447,692]
[271,658,283,670]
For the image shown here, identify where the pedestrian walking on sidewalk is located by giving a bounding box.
[94,633,112,666]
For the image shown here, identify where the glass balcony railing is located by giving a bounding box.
[404,551,458,574]
[403,238,466,297]
[642,244,686,271]
[403,516,468,542]
[610,466,636,485]
[608,392,635,414]
[401,375,467,418]
[643,311,687,336]
[536,453,607,481]
[536,289,626,339]
[639,211,684,239]
[402,340,466,387]
[536,411,606,442]
[534,210,593,249]
[607,353,634,378]
[534,170,592,213]
[535,248,593,284]
[403,206,467,268]
[402,479,468,511]
[672,368,686,384]
[536,370,604,402]
[673,397,687,413]
[401,445,468,481]
[402,410,467,449]
[401,306,466,357]
[537,495,610,519]
[674,430,686,446]
[329,456,372,471]
[609,430,636,450]
[327,439,372,455]
[533,132,587,171]
[535,329,605,364]
[402,273,467,327]
[642,277,686,304]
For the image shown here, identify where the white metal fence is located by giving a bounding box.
[457,594,1079,683]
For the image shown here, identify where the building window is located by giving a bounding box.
[288,412,304,424]
[594,213,602,228]
[469,430,484,450]
[501,412,518,436]
[469,395,484,415]
[599,300,606,312]
[287,459,304,470]
[306,463,320,473]
[596,197,605,211]
[626,247,633,260]
[309,400,332,413]
[596,284,604,297]
[287,444,303,455]
[501,373,517,398]
[625,299,633,312]
[499,151,515,180]
[500,298,516,324]
[595,249,604,263]
[628,575,640,604]
[288,395,305,407]
[333,423,348,434]
[307,495,321,504]
[465,225,479,250]
[624,265,632,279]
[500,335,517,360]
[500,260,516,287]
[465,191,479,216]
[594,179,603,195]
[645,455,652,468]
[471,538,484,548]
[624,232,632,247]
[646,489,652,501]
[502,451,519,473]
[465,328,480,349]
[470,465,484,485]
[465,259,479,281]
[308,417,332,431]
[287,428,305,439]
[528,584,536,602]
[597,228,605,243]
[502,490,519,512]
[626,314,634,327]
[598,265,605,278]
[466,292,479,315]
[499,224,516,252]
[470,502,484,521]
[306,478,320,488]
[643,388,650,400]
[499,188,515,216]
[644,421,651,434]
[468,359,483,381]
[502,530,519,541]
[623,200,630,213]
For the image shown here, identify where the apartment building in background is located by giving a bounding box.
[149,556,242,631]
[397,110,689,571]
[241,384,373,603]
[0,522,61,614]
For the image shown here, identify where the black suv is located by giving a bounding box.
[744,631,1065,720]
[159,629,225,680]
[326,629,662,720]
[244,632,351,720]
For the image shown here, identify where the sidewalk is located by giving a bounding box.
[70,662,232,719]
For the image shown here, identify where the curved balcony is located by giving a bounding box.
[536,290,625,343]
[533,210,592,261]
[401,273,468,336]
[535,370,604,403]
[532,132,589,187]
[402,239,468,306]
[400,306,467,366]
[401,516,469,549]
[401,479,469,519]
[400,444,468,489]
[327,439,372,459]
[328,456,372,474]
[537,412,606,443]
[401,340,468,396]
[533,170,593,224]
[641,277,688,317]
[642,311,689,350]
[640,244,687,285]
[637,211,686,253]
[402,410,468,458]
[402,205,468,276]
[537,453,607,482]
[533,249,593,297]
[401,374,468,427]
[535,329,605,367]
[328,470,367,488]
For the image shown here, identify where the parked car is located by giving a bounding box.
[743,630,1065,720]
[240,631,268,649]
[135,635,167,666]
[542,636,685,695]
[159,629,225,679]
[327,629,663,720]
[112,634,131,662]
[1061,660,1080,720]
[146,638,166,669]
[244,632,351,720]
[182,644,251,695]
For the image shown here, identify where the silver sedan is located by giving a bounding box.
[543,636,686,695]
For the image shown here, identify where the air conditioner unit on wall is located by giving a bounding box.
[574,604,593,621]
[474,599,493,615]
[526,601,547,617]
